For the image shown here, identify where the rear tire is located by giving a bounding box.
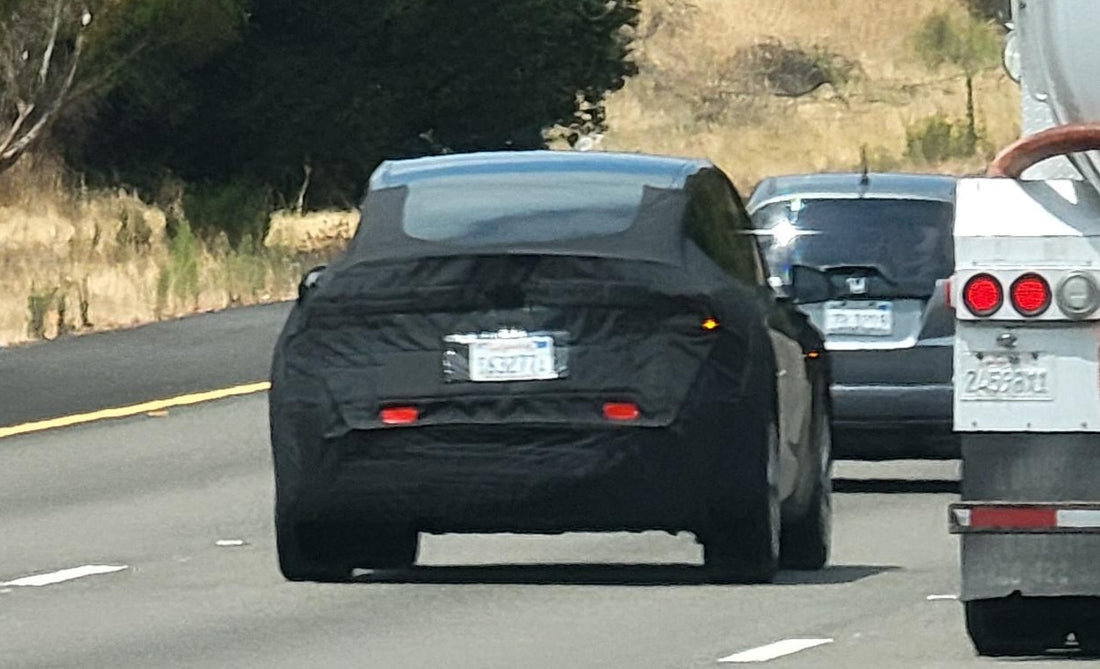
[780,392,831,570]
[703,422,780,584]
[966,597,1067,657]
[276,513,418,582]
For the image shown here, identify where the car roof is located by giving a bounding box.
[745,172,957,214]
[369,150,712,191]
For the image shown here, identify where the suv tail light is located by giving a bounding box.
[1010,273,1051,316]
[963,274,1003,317]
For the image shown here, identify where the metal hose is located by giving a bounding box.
[987,123,1100,178]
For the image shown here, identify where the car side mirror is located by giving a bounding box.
[297,265,327,302]
[767,275,793,301]
[789,265,832,304]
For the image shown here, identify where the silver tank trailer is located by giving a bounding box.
[1015,0,1100,188]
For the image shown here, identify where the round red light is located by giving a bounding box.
[963,274,1003,317]
[1010,273,1051,316]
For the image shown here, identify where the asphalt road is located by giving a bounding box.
[0,308,1082,667]
[0,302,290,427]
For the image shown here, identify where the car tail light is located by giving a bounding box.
[603,402,640,421]
[1056,272,1100,319]
[380,406,419,425]
[962,274,1003,317]
[1009,273,1051,316]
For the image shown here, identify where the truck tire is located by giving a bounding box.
[780,390,831,570]
[277,513,418,582]
[703,421,780,584]
[966,597,1067,657]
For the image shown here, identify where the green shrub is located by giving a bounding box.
[26,285,57,339]
[183,178,273,251]
[167,218,201,309]
[905,114,976,163]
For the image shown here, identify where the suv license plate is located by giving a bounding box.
[959,354,1054,401]
[468,336,558,382]
[824,301,893,336]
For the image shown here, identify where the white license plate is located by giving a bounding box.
[959,354,1054,401]
[468,336,558,382]
[824,301,893,336]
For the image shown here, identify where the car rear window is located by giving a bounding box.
[401,170,669,245]
[752,197,954,298]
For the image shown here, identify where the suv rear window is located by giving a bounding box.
[752,197,954,298]
[402,170,666,245]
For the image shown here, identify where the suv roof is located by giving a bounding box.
[369,150,711,192]
[746,172,957,214]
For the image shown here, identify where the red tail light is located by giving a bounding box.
[1010,273,1051,316]
[962,274,1003,317]
[603,402,640,421]
[380,406,419,425]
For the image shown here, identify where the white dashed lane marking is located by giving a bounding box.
[1,565,128,587]
[719,638,834,663]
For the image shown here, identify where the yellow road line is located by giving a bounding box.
[0,381,272,440]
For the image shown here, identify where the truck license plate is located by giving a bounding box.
[959,353,1054,401]
[468,335,558,382]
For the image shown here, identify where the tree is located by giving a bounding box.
[0,0,93,173]
[912,10,1001,153]
[72,0,642,210]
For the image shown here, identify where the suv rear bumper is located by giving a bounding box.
[832,383,958,459]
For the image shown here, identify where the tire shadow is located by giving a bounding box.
[833,478,959,494]
[352,563,897,586]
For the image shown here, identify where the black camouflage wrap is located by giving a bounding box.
[270,168,779,534]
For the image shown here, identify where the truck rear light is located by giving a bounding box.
[962,274,1002,317]
[1056,272,1100,319]
[380,406,419,425]
[603,402,640,421]
[1009,273,1051,316]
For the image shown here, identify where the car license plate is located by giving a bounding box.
[959,353,1054,401]
[468,335,558,382]
[823,301,893,336]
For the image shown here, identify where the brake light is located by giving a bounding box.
[380,406,419,425]
[1010,273,1051,316]
[603,402,640,421]
[962,274,1003,317]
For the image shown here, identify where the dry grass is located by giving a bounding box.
[0,159,346,347]
[604,0,1020,190]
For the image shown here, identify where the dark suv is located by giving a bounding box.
[747,173,957,459]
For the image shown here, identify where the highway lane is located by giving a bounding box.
[0,394,1077,668]
[0,302,290,427]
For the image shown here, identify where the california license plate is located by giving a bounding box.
[468,335,558,382]
[959,353,1054,401]
[823,301,893,336]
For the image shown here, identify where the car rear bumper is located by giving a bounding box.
[278,416,762,534]
[831,383,958,459]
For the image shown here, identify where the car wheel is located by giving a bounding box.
[703,421,780,584]
[276,513,418,582]
[966,597,1067,657]
[780,390,831,570]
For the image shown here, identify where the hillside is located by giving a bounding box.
[0,0,1018,347]
[600,0,1018,190]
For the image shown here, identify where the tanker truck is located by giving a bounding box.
[948,0,1100,656]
